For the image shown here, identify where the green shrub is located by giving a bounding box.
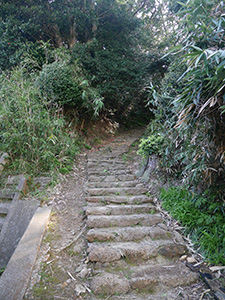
[0,67,79,174]
[160,187,225,264]
[138,134,164,157]
[36,57,104,116]
[36,60,82,107]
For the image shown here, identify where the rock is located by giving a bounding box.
[179,255,188,261]
[91,272,130,295]
[158,243,187,259]
[87,229,115,242]
[75,284,86,296]
[150,227,172,240]
[75,264,86,273]
[88,246,121,262]
[130,277,158,291]
[187,256,197,264]
[78,266,89,279]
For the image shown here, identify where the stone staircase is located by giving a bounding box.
[0,150,52,271]
[0,175,28,233]
[85,132,198,299]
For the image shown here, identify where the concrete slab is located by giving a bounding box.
[0,176,31,268]
[0,206,51,300]
[0,199,39,268]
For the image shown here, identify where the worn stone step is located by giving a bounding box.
[87,225,173,242]
[87,181,142,188]
[87,164,129,170]
[88,174,136,182]
[86,213,162,228]
[6,175,21,185]
[88,241,187,263]
[87,161,127,168]
[87,187,148,196]
[85,195,152,204]
[90,263,198,295]
[87,160,126,167]
[86,203,156,216]
[88,169,133,176]
[129,263,198,292]
[0,189,15,200]
[0,202,10,215]
[88,152,128,159]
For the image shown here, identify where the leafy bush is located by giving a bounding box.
[36,57,104,116]
[160,187,225,264]
[138,134,164,157]
[36,60,82,106]
[0,67,79,174]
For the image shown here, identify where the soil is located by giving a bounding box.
[24,128,224,300]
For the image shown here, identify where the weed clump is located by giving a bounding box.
[160,187,225,265]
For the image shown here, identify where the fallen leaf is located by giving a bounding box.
[209,266,225,272]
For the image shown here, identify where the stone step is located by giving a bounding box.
[87,187,148,196]
[87,161,129,170]
[87,181,142,188]
[88,174,136,182]
[88,241,187,263]
[88,152,128,160]
[0,189,15,200]
[87,161,127,168]
[85,195,152,205]
[86,203,156,216]
[88,159,125,164]
[87,225,173,242]
[88,169,133,176]
[129,263,198,291]
[86,213,162,228]
[90,263,198,295]
[0,202,10,215]
[6,175,23,186]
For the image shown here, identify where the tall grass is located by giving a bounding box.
[0,67,79,175]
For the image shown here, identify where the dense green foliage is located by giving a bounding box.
[0,0,167,174]
[141,0,225,191]
[138,134,164,157]
[36,55,103,116]
[0,0,164,122]
[0,67,80,174]
[71,37,152,122]
[138,0,225,264]
[160,187,225,264]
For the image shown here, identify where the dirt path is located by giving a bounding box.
[24,129,210,300]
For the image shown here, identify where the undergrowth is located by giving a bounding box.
[160,187,225,265]
[0,67,80,176]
